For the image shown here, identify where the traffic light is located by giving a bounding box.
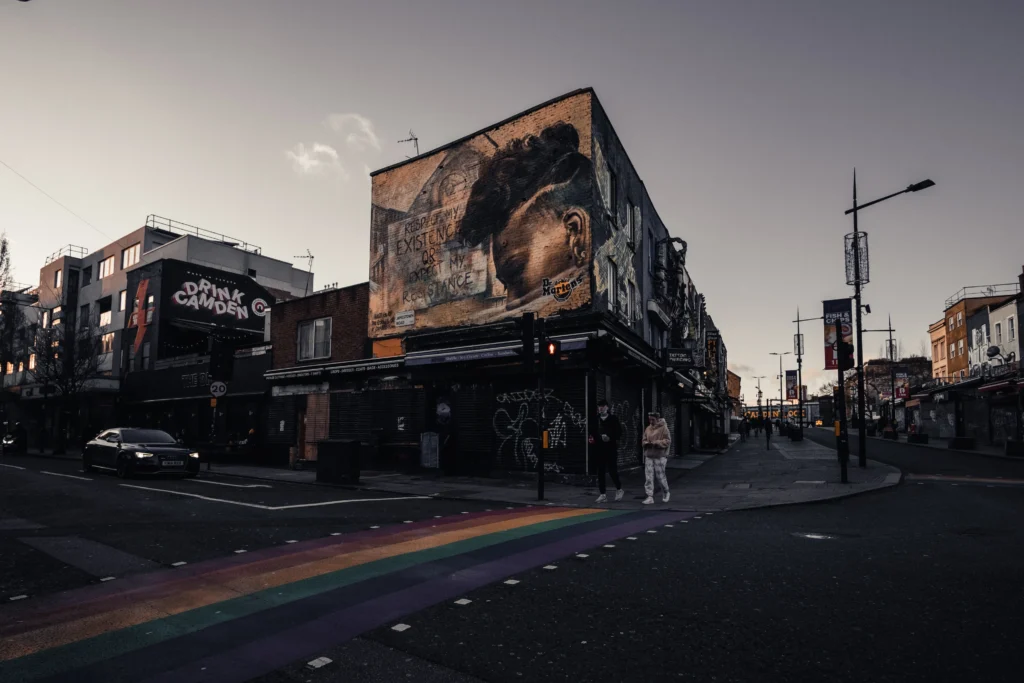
[543,338,562,368]
[838,341,855,372]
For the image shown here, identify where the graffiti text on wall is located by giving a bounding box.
[493,388,586,472]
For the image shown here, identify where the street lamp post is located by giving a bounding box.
[769,352,792,427]
[845,172,934,468]
[793,311,824,439]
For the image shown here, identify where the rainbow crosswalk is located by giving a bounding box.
[0,505,682,683]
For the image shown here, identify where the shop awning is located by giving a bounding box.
[404,335,589,367]
[266,356,405,381]
[978,379,1020,393]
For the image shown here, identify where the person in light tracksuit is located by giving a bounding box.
[641,412,671,505]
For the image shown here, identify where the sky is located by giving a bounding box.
[2,0,1023,400]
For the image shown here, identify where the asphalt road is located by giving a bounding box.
[3,439,1024,683]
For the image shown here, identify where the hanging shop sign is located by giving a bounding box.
[786,370,798,400]
[823,298,853,370]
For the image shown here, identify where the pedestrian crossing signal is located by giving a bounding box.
[545,339,561,358]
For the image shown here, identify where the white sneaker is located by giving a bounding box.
[614,489,625,501]
[642,496,654,505]
[595,494,607,503]
[662,492,671,503]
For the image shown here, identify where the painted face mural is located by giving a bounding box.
[368,93,593,337]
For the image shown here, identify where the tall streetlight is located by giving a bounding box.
[793,310,823,439]
[769,352,792,425]
[845,172,934,468]
[753,375,766,425]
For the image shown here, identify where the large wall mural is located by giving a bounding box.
[369,93,593,337]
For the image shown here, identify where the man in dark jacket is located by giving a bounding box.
[765,415,773,450]
[590,399,624,503]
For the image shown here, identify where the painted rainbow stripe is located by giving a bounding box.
[0,506,684,683]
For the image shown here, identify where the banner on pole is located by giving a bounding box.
[786,370,798,400]
[823,298,854,370]
[895,368,910,399]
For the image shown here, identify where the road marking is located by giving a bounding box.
[504,579,520,585]
[370,525,380,529]
[9,594,28,601]
[794,480,826,485]
[543,565,557,570]
[664,524,674,528]
[307,657,332,670]
[626,536,638,541]
[100,576,116,582]
[906,474,1024,486]
[285,540,298,544]
[392,623,411,632]
[0,463,26,470]
[118,484,428,510]
[603,544,615,548]
[576,553,589,559]
[171,561,187,567]
[234,549,247,554]
[646,530,657,534]
[189,479,272,489]
[403,520,413,524]
[330,532,341,536]
[454,598,472,605]
[41,471,93,482]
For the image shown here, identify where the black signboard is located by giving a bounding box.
[665,347,695,368]
[161,260,273,333]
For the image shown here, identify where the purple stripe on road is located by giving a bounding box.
[144,511,688,683]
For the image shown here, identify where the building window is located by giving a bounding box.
[949,342,955,359]
[100,332,115,354]
[52,306,62,323]
[98,255,116,279]
[98,297,112,327]
[5,362,11,375]
[79,303,90,327]
[28,354,36,371]
[297,318,331,361]
[54,269,62,289]
[41,310,50,329]
[995,322,1002,344]
[958,339,964,356]
[18,361,24,373]
[121,243,141,269]
[142,342,151,370]
[82,266,92,286]
[648,230,657,274]
[607,260,619,311]
[1010,316,1016,341]
[628,282,638,322]
[625,201,635,246]
[118,290,126,312]
[956,312,963,327]
[948,317,954,331]
[146,294,154,323]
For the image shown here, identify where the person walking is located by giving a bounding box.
[641,412,672,504]
[590,400,624,503]
[764,415,773,450]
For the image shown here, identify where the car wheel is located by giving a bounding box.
[115,455,131,479]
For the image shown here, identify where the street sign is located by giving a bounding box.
[210,381,228,398]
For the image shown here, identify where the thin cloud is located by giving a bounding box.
[285,142,344,176]
[325,113,380,151]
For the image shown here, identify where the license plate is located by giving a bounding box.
[163,460,184,467]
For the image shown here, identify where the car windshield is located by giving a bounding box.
[121,429,177,444]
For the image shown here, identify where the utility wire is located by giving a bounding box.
[0,157,112,242]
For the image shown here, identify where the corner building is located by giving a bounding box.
[361,89,728,477]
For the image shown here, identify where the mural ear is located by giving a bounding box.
[563,208,589,267]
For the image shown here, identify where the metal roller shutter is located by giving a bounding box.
[329,391,370,442]
[452,383,494,475]
[266,396,298,445]
[609,376,643,468]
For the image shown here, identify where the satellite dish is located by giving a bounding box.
[987,346,1002,358]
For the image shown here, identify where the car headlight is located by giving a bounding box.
[189,452,200,459]
[135,452,154,459]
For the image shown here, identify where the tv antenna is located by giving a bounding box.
[398,130,420,157]
[294,249,314,296]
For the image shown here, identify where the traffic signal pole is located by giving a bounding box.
[535,317,546,501]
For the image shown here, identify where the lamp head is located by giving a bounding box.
[906,179,935,193]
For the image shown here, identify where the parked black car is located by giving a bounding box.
[2,422,28,454]
[83,428,200,479]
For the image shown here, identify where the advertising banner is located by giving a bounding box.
[786,370,798,400]
[161,260,272,334]
[895,369,910,399]
[823,298,853,370]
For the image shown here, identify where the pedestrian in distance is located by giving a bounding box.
[590,400,624,503]
[641,412,672,504]
[764,416,773,450]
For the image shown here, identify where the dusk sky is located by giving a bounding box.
[2,0,1022,398]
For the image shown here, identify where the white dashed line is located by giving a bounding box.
[234,549,247,554]
[664,524,674,528]
[704,512,714,515]
[171,561,187,567]
[680,520,689,523]
[403,520,413,524]
[285,540,298,544]
[9,594,28,601]
[460,511,469,514]
[330,532,341,536]
[543,565,558,570]
[646,530,657,534]
[434,516,442,519]
[504,579,520,585]
[307,657,332,670]
[392,623,411,632]
[189,479,272,489]
[0,463,26,470]
[41,471,92,482]
[626,536,638,541]
[100,576,116,582]
[603,544,615,548]
[370,525,380,529]
[576,553,589,559]
[454,598,472,605]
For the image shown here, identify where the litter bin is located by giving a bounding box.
[316,439,361,484]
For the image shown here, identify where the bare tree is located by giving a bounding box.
[0,234,12,291]
[28,307,104,452]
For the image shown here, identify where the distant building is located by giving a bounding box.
[929,318,947,381]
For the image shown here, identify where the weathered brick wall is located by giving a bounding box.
[270,283,369,369]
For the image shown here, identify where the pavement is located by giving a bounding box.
[209,436,901,512]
